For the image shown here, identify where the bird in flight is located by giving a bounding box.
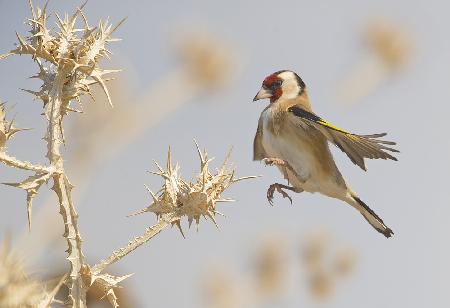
[252,70,398,238]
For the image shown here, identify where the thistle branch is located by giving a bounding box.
[0,152,55,173]
[92,212,179,274]
[93,144,256,276]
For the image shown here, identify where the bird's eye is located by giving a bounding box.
[272,80,282,88]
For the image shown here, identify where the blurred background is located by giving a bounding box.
[0,0,448,307]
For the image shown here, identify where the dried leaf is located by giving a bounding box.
[37,274,68,308]
[0,103,27,151]
[81,264,133,308]
[3,172,52,230]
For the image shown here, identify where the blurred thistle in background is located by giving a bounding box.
[0,236,66,307]
[203,266,242,308]
[201,235,289,308]
[253,237,288,300]
[202,230,356,308]
[301,230,357,301]
[0,236,43,306]
[338,19,414,104]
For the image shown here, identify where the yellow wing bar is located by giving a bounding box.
[288,106,353,135]
[316,119,352,135]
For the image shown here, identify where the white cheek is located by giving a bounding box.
[280,81,300,100]
[277,71,302,100]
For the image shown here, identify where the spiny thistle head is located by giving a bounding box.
[129,142,256,236]
[0,1,125,110]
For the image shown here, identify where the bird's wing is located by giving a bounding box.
[287,105,399,171]
[253,115,267,160]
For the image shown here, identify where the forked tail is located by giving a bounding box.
[350,195,393,238]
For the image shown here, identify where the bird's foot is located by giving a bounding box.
[262,157,298,177]
[267,183,298,205]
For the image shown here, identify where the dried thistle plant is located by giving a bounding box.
[1,2,251,307]
[1,1,124,305]
[77,143,253,306]
[91,143,255,270]
[15,31,237,259]
[337,19,413,105]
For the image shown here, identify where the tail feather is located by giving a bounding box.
[351,195,393,238]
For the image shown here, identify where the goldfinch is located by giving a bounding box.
[252,70,398,238]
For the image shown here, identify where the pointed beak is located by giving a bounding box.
[253,87,272,101]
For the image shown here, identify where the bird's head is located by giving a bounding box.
[253,70,306,103]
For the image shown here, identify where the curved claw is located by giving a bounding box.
[266,183,295,205]
[278,188,293,204]
[267,185,275,206]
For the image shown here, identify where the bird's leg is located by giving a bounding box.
[262,157,298,177]
[267,183,301,205]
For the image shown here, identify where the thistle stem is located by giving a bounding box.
[92,212,179,274]
[47,72,86,307]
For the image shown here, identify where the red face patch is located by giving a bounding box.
[263,74,281,88]
[272,88,282,102]
[262,74,283,103]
